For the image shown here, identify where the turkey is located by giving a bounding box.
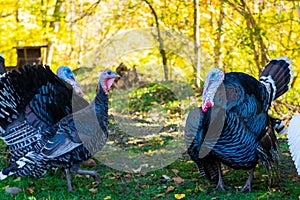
[185,56,293,192]
[0,65,87,165]
[0,53,6,74]
[287,114,300,175]
[0,70,119,192]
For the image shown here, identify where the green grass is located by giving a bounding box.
[0,138,299,200]
[0,81,299,199]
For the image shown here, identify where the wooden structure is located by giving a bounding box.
[14,45,47,66]
[4,45,47,72]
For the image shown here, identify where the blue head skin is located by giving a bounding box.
[56,66,84,96]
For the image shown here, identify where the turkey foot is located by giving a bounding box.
[76,169,102,184]
[65,168,102,192]
[239,169,254,192]
[215,181,230,191]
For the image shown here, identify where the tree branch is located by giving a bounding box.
[143,0,168,81]
[0,12,14,18]
[225,0,268,73]
[194,0,201,87]
[67,0,102,23]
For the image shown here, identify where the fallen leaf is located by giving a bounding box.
[140,184,149,189]
[124,173,131,178]
[89,188,98,194]
[140,172,147,176]
[75,174,83,178]
[85,175,91,179]
[172,169,179,174]
[282,153,290,157]
[1,185,10,190]
[194,184,204,192]
[92,181,100,186]
[108,176,116,180]
[131,164,149,173]
[186,189,192,193]
[155,193,165,198]
[5,187,22,195]
[103,196,111,200]
[162,175,171,180]
[13,177,21,182]
[26,187,34,194]
[174,193,186,199]
[165,186,175,194]
[138,143,145,147]
[83,158,97,167]
[159,175,171,184]
[173,176,185,184]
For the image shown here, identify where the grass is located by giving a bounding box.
[0,137,299,200]
[0,81,299,199]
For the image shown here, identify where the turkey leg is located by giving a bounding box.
[215,162,229,190]
[65,168,73,192]
[240,168,254,192]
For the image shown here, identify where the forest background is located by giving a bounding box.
[1,0,300,116]
[0,1,300,199]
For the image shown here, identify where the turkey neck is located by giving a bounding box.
[93,85,109,135]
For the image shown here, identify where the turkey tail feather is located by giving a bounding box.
[256,119,280,187]
[259,56,293,103]
[287,114,300,175]
[0,65,70,132]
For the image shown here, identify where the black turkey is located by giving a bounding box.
[0,53,6,74]
[185,56,293,192]
[287,114,300,175]
[0,70,119,192]
[0,65,87,166]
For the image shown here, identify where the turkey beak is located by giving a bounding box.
[105,72,120,93]
[70,74,76,81]
[69,78,84,97]
[109,72,120,79]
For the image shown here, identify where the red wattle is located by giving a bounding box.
[202,101,214,113]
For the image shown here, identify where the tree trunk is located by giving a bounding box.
[226,0,268,73]
[214,0,225,69]
[46,0,64,66]
[194,0,201,87]
[143,0,168,81]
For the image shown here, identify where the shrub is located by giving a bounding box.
[129,82,178,113]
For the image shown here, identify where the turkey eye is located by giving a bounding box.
[107,71,111,75]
